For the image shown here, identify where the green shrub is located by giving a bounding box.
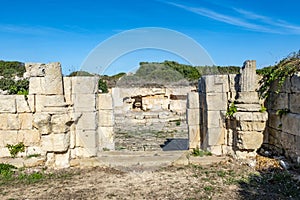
[6,142,25,158]
[226,102,237,117]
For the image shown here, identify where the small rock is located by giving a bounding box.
[279,160,290,170]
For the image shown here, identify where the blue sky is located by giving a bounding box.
[1,0,300,75]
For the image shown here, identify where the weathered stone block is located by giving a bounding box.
[76,112,97,130]
[267,92,289,111]
[0,147,11,157]
[32,113,51,134]
[281,113,300,136]
[99,110,114,127]
[75,130,97,148]
[0,114,20,130]
[207,111,224,128]
[98,127,114,150]
[206,93,227,111]
[21,130,40,146]
[41,133,70,152]
[0,130,19,147]
[208,145,223,156]
[72,94,96,112]
[236,92,259,104]
[54,150,70,168]
[269,78,291,93]
[70,130,76,149]
[35,95,67,112]
[291,75,300,93]
[63,77,72,105]
[236,104,261,112]
[19,113,33,130]
[16,95,31,112]
[239,60,257,92]
[188,125,200,149]
[27,95,35,112]
[234,112,268,122]
[238,121,266,131]
[237,131,263,150]
[71,76,99,94]
[27,146,45,156]
[25,62,46,77]
[51,114,72,133]
[199,75,229,93]
[74,147,97,157]
[207,128,225,146]
[29,77,45,94]
[187,108,200,125]
[187,92,199,109]
[0,95,16,113]
[268,111,282,130]
[289,93,300,113]
[98,93,113,110]
[169,100,186,114]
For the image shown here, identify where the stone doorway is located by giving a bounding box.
[111,87,194,152]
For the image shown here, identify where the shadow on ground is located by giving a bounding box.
[237,166,300,200]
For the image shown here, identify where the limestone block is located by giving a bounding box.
[29,77,45,94]
[188,125,200,149]
[281,113,300,136]
[8,114,20,130]
[0,130,18,147]
[21,130,41,146]
[238,121,266,131]
[32,113,51,134]
[63,77,72,105]
[24,157,45,168]
[169,100,186,114]
[98,127,115,150]
[207,128,225,146]
[234,112,268,122]
[0,114,18,130]
[289,93,300,113]
[187,92,199,109]
[51,114,72,133]
[226,129,234,146]
[208,145,223,156]
[267,92,289,111]
[27,95,35,112]
[44,62,63,95]
[16,95,31,112]
[73,94,96,112]
[207,111,224,128]
[269,78,291,93]
[45,152,55,167]
[268,111,282,130]
[35,95,67,112]
[71,76,99,94]
[19,113,33,130]
[75,112,97,130]
[205,93,227,111]
[187,108,200,125]
[291,75,300,93]
[0,147,11,157]
[236,104,261,112]
[25,62,46,77]
[0,95,16,113]
[41,133,70,152]
[70,130,76,149]
[27,146,45,156]
[98,93,113,109]
[74,147,97,157]
[99,110,114,127]
[237,131,263,150]
[228,74,239,92]
[199,75,229,93]
[55,150,70,168]
[235,92,259,104]
[75,130,97,149]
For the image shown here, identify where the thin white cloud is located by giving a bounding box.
[164,1,300,34]
[234,8,300,34]
[0,24,82,36]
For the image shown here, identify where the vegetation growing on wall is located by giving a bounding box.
[258,51,300,98]
[0,61,29,95]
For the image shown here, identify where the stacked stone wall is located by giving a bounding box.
[265,74,300,162]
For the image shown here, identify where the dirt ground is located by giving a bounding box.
[0,157,299,200]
